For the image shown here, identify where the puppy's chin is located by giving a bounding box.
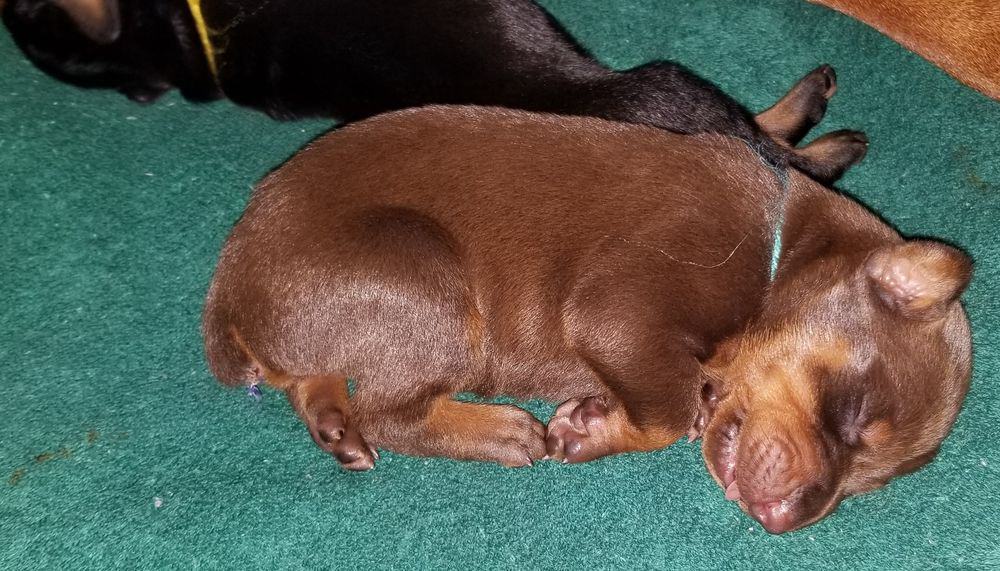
[701,408,841,534]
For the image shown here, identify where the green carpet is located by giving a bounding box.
[2,1,998,568]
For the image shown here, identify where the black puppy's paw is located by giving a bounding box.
[794,129,869,183]
[755,64,838,145]
[120,84,168,104]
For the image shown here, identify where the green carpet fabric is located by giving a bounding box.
[2,1,998,568]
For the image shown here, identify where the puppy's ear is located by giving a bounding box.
[53,0,121,44]
[865,240,972,320]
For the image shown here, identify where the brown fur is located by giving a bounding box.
[810,0,1000,100]
[202,103,971,532]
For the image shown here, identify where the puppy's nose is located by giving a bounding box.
[748,499,795,534]
[739,436,808,533]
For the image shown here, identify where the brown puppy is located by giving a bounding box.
[810,0,1000,100]
[203,105,971,532]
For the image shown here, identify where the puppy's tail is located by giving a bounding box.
[202,297,260,387]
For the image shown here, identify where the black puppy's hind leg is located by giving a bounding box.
[755,65,837,146]
[589,60,761,141]
[753,65,869,183]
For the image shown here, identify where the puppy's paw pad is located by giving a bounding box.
[307,411,376,471]
[812,64,837,100]
[546,396,610,463]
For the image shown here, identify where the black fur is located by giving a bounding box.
[4,0,812,173]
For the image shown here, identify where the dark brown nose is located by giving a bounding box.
[747,499,796,534]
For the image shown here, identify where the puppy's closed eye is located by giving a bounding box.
[823,390,870,447]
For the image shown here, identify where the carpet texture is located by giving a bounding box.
[1,1,998,568]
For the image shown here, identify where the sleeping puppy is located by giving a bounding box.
[2,0,865,182]
[201,102,972,532]
[809,0,1000,101]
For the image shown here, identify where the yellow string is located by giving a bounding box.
[187,0,219,82]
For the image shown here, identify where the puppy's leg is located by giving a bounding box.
[548,270,704,463]
[357,394,546,468]
[270,374,377,471]
[791,129,870,183]
[755,65,838,145]
[752,65,869,183]
[586,61,762,142]
[544,357,697,464]
[546,342,698,462]
[580,62,858,181]
[464,8,846,182]
[545,395,678,463]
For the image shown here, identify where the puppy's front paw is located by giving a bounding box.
[545,396,611,463]
[475,405,547,468]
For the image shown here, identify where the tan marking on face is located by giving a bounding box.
[743,333,849,412]
[750,335,850,442]
[813,336,852,370]
[728,335,853,492]
[53,0,120,43]
[751,363,817,414]
[740,331,850,403]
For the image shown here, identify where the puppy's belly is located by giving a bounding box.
[476,350,604,402]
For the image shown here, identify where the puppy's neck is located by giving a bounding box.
[769,173,898,282]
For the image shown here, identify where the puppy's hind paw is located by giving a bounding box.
[308,410,377,471]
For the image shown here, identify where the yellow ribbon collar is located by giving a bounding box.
[186,0,219,82]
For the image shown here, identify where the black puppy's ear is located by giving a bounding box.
[53,0,121,44]
[865,240,972,320]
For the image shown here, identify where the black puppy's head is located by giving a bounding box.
[3,0,181,102]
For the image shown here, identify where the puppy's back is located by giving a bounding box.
[203,106,784,387]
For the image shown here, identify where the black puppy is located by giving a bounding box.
[2,0,866,181]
